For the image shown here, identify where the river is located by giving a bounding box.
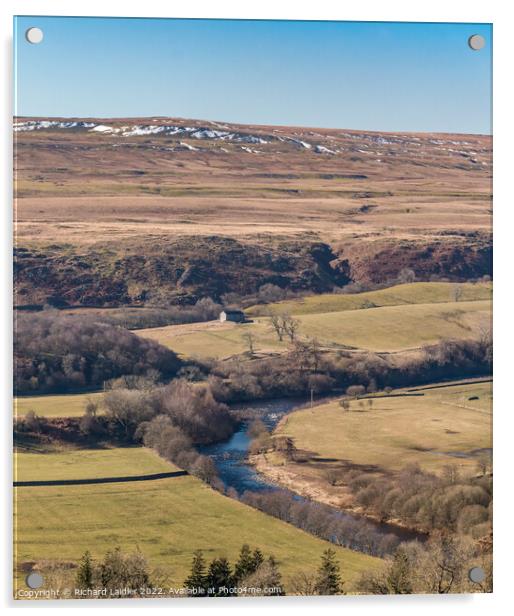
[199,398,424,546]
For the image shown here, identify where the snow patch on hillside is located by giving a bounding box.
[315,145,336,155]
[14,120,95,132]
[177,142,199,151]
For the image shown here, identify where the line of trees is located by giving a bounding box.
[240,490,401,558]
[100,379,235,481]
[97,297,223,330]
[356,533,492,594]
[14,312,181,394]
[207,334,492,404]
[43,536,492,598]
[270,313,300,342]
[74,548,152,597]
[49,544,347,598]
[183,544,344,597]
[102,378,235,444]
[343,463,492,537]
[14,378,235,482]
[183,544,283,597]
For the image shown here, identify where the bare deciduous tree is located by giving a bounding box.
[289,571,318,595]
[397,268,416,283]
[270,314,285,341]
[282,314,300,342]
[243,332,256,357]
[451,285,463,302]
[346,384,366,398]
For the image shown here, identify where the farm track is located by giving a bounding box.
[14,470,188,487]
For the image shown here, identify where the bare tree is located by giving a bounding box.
[346,384,366,398]
[282,314,300,342]
[289,571,318,595]
[307,337,322,372]
[258,284,286,303]
[442,464,460,485]
[476,452,492,476]
[243,332,256,357]
[270,314,285,341]
[397,268,416,283]
[274,436,297,461]
[416,534,472,594]
[451,285,463,302]
[84,398,99,417]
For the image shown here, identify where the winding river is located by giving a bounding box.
[200,398,424,545]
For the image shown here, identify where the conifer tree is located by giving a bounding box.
[236,556,285,597]
[75,551,94,590]
[252,548,265,570]
[206,557,233,597]
[386,549,413,594]
[234,544,256,581]
[184,550,208,596]
[315,548,343,595]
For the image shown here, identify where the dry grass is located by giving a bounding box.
[248,281,492,316]
[14,119,491,247]
[14,392,103,419]
[275,380,492,474]
[138,297,491,358]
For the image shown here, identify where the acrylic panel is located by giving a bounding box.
[13,16,492,600]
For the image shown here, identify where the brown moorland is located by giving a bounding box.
[14,117,492,307]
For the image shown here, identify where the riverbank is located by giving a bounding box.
[199,398,426,551]
[250,452,425,536]
[248,378,492,537]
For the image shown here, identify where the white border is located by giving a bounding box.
[1,1,511,614]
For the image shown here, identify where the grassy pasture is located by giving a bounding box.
[14,447,379,594]
[247,282,492,316]
[274,381,492,474]
[138,319,283,359]
[14,447,174,482]
[138,298,491,359]
[14,392,102,418]
[296,299,490,352]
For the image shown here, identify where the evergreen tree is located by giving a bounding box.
[315,548,343,595]
[184,550,208,596]
[99,547,124,589]
[252,548,265,571]
[75,550,94,590]
[206,557,234,597]
[234,544,256,581]
[386,549,413,594]
[263,556,284,595]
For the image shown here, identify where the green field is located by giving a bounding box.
[296,299,490,352]
[14,447,380,594]
[247,282,492,316]
[139,319,283,359]
[274,380,492,474]
[139,298,491,359]
[14,447,174,482]
[15,392,103,418]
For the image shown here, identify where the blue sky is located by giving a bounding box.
[14,17,492,134]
